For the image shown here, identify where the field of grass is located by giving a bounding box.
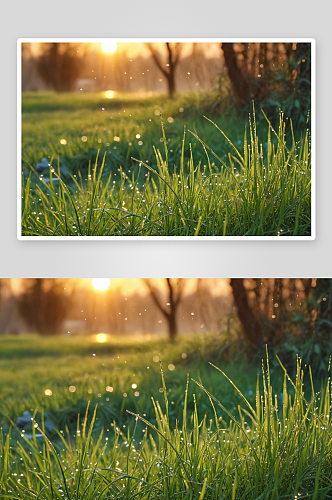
[21,91,312,237]
[0,333,260,430]
[1,333,332,499]
[21,91,243,175]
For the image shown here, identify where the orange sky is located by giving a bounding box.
[9,278,231,297]
[27,42,221,59]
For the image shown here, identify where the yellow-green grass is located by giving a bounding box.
[22,91,243,175]
[1,335,331,499]
[22,101,311,237]
[0,333,258,431]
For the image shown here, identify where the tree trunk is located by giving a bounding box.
[222,43,249,102]
[273,278,282,321]
[166,278,178,340]
[166,73,175,98]
[230,278,262,349]
[33,279,44,334]
[168,310,177,342]
[166,43,176,98]
[50,44,60,92]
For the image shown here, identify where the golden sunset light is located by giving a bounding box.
[95,333,108,343]
[92,278,111,291]
[101,41,118,54]
[104,90,115,99]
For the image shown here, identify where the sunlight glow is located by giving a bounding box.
[105,90,115,99]
[92,278,111,291]
[96,333,108,343]
[101,42,118,54]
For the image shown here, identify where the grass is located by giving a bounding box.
[21,93,311,237]
[0,333,260,432]
[1,334,332,499]
[21,91,241,174]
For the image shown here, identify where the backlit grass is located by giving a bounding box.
[1,339,331,499]
[0,333,257,432]
[21,106,311,237]
[21,91,240,174]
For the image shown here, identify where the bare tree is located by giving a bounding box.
[147,43,182,98]
[143,278,186,340]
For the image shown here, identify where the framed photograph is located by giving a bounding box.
[18,38,315,239]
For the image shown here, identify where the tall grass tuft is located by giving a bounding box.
[21,108,311,237]
[1,354,332,499]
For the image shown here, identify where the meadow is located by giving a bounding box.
[21,91,312,237]
[1,333,332,499]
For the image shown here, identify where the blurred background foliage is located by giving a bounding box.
[22,41,311,126]
[0,278,329,377]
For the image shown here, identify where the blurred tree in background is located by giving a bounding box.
[18,279,71,335]
[147,43,182,98]
[221,42,311,124]
[36,43,86,91]
[2,277,329,380]
[24,41,311,124]
[230,278,313,349]
[143,278,186,341]
[0,279,11,334]
[313,279,332,334]
[230,278,332,376]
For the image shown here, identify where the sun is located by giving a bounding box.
[92,278,111,291]
[101,42,118,54]
[105,90,115,99]
[96,333,108,343]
